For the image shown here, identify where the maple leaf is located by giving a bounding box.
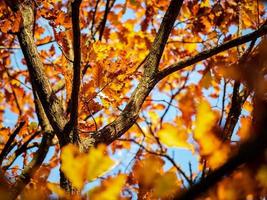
[61,144,115,189]
[88,174,126,200]
[157,122,193,150]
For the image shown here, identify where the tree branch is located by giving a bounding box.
[175,100,267,199]
[118,138,191,184]
[157,22,267,80]
[7,131,54,200]
[4,79,55,199]
[222,39,256,140]
[99,0,110,41]
[2,131,40,170]
[10,2,67,144]
[175,45,267,199]
[0,121,25,165]
[87,0,184,147]
[65,0,82,144]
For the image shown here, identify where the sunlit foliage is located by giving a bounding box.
[0,0,267,199]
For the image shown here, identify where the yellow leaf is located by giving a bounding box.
[181,5,191,19]
[87,144,115,181]
[153,171,179,198]
[208,145,229,168]
[194,100,216,140]
[89,174,126,200]
[256,165,267,188]
[133,156,164,188]
[200,70,212,89]
[184,42,197,52]
[157,123,192,149]
[61,144,88,189]
[200,0,210,7]
[243,101,253,113]
[92,42,111,61]
[148,111,159,123]
[200,134,221,155]
[61,144,115,190]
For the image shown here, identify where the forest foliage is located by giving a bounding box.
[0,0,267,199]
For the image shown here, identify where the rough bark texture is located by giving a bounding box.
[87,0,184,147]
[15,2,67,143]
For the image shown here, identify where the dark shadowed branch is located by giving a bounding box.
[222,39,256,140]
[66,0,82,144]
[0,121,25,165]
[7,131,54,200]
[2,131,41,170]
[175,98,267,199]
[99,0,110,41]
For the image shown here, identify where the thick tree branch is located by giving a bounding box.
[65,0,82,144]
[157,22,267,80]
[52,79,65,94]
[88,0,184,147]
[10,2,67,144]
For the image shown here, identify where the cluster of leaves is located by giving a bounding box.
[0,0,267,199]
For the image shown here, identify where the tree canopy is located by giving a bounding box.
[1,0,267,199]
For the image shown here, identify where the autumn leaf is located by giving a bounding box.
[0,20,12,33]
[61,144,115,189]
[243,101,253,113]
[87,144,115,181]
[256,165,267,188]
[194,100,229,168]
[194,100,216,140]
[88,174,126,200]
[199,69,213,89]
[157,123,192,150]
[132,156,180,198]
[133,156,164,188]
[179,90,196,126]
[153,171,179,198]
[61,144,88,189]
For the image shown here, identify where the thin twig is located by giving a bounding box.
[0,121,25,165]
[118,138,192,185]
